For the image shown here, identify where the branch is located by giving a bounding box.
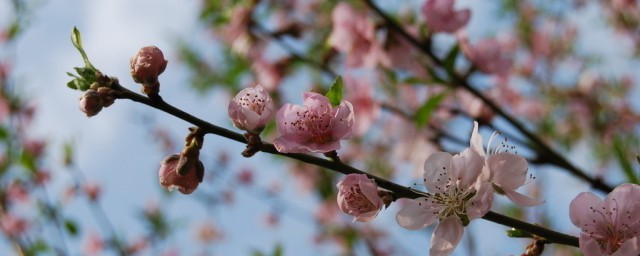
[361,0,614,193]
[111,83,579,247]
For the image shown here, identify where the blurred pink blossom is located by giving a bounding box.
[336,174,383,222]
[228,84,275,134]
[6,182,29,203]
[0,214,27,237]
[569,183,640,256]
[422,0,470,33]
[274,92,353,153]
[236,168,253,185]
[458,31,514,76]
[82,182,102,201]
[251,59,287,91]
[344,77,379,136]
[85,232,104,255]
[327,3,390,68]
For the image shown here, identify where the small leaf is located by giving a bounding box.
[426,67,447,84]
[64,219,79,236]
[325,76,343,107]
[272,243,283,256]
[443,44,460,74]
[506,228,533,238]
[66,80,78,90]
[613,137,639,184]
[414,92,447,128]
[70,27,95,69]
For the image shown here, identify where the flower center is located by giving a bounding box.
[344,186,376,211]
[237,91,266,115]
[287,107,335,144]
[423,186,475,222]
[583,199,640,254]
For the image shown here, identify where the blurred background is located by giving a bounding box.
[0,0,639,255]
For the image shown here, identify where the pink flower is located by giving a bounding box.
[570,183,640,256]
[273,92,354,153]
[0,214,27,237]
[470,121,543,207]
[422,0,471,33]
[228,84,275,134]
[458,31,513,76]
[158,154,204,194]
[344,77,379,136]
[79,89,103,117]
[396,147,492,256]
[327,3,390,68]
[336,174,383,222]
[82,182,102,201]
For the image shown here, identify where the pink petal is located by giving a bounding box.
[451,10,471,31]
[613,237,640,256]
[238,107,261,131]
[487,152,527,190]
[423,152,453,193]
[359,178,382,208]
[396,198,438,230]
[569,192,604,227]
[605,183,640,225]
[354,210,379,222]
[467,181,493,219]
[451,148,484,188]
[303,92,332,110]
[430,216,464,256]
[579,233,605,256]
[470,121,485,157]
[331,101,355,139]
[503,189,544,207]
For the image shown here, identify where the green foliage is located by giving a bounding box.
[506,228,533,238]
[443,44,460,75]
[64,219,79,236]
[325,76,343,107]
[252,243,284,256]
[67,27,98,91]
[414,92,447,128]
[613,136,639,184]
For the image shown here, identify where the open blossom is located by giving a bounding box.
[337,174,383,222]
[396,146,492,256]
[470,121,543,207]
[273,92,354,153]
[422,0,470,33]
[0,214,28,237]
[158,154,204,195]
[327,3,390,68]
[570,183,640,256]
[228,84,275,134]
[458,31,513,76]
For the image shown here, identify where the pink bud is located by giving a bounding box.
[228,84,275,134]
[79,89,103,117]
[158,154,203,195]
[130,46,168,93]
[336,174,383,222]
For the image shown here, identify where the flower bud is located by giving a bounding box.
[228,84,275,134]
[79,89,103,117]
[336,174,383,222]
[130,46,168,93]
[158,154,204,195]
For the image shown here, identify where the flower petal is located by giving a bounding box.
[396,198,438,230]
[430,216,464,256]
[487,153,527,190]
[424,152,453,193]
[579,233,605,256]
[613,237,640,256]
[503,189,544,207]
[451,148,484,188]
[569,192,604,228]
[469,121,485,157]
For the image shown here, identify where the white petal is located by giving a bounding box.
[469,121,485,157]
[503,189,544,207]
[487,153,527,190]
[613,237,640,256]
[430,216,464,256]
[396,198,438,230]
[424,152,453,193]
[579,233,605,256]
[569,192,604,228]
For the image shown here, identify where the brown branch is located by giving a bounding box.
[111,82,579,247]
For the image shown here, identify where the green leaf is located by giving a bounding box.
[325,76,343,107]
[70,27,95,69]
[272,243,283,256]
[443,44,460,74]
[613,137,639,184]
[426,67,447,84]
[414,92,447,128]
[506,228,533,238]
[64,219,79,236]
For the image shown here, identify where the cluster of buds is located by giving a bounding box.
[78,73,118,117]
[158,128,205,195]
[130,46,168,96]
